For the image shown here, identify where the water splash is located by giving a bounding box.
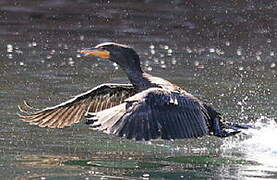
[222,116,277,167]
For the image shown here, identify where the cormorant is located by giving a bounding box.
[18,42,247,140]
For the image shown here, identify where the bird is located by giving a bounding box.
[18,42,249,141]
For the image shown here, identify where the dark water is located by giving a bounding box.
[1,0,277,179]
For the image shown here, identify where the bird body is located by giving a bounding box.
[19,42,247,141]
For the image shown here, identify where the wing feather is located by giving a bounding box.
[177,112,188,138]
[54,105,77,128]
[19,83,135,128]
[38,108,68,128]
[173,111,183,138]
[148,105,158,139]
[92,88,209,140]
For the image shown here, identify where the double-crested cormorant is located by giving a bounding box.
[19,42,247,140]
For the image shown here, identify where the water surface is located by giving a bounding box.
[0,0,276,179]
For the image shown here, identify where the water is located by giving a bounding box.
[223,117,277,167]
[0,0,276,179]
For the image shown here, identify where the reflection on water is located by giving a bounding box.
[0,0,276,179]
[16,153,255,179]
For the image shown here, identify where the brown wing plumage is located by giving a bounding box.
[18,83,135,128]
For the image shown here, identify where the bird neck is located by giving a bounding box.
[123,67,153,91]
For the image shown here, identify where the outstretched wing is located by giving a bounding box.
[89,88,210,140]
[18,83,135,128]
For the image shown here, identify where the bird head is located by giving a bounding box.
[80,42,141,70]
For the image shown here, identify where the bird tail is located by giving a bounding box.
[203,104,252,137]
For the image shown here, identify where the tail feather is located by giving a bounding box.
[203,103,251,137]
[223,123,253,131]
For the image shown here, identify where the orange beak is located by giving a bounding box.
[80,48,110,59]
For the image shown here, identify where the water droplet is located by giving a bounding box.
[7,44,13,53]
[50,49,56,55]
[237,48,242,56]
[7,54,13,59]
[209,48,215,53]
[64,44,69,50]
[197,65,204,69]
[171,58,177,65]
[32,42,37,47]
[68,61,74,66]
[270,63,276,68]
[15,50,23,54]
[142,173,150,178]
[46,55,52,59]
[68,57,75,66]
[186,48,192,53]
[147,66,152,71]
